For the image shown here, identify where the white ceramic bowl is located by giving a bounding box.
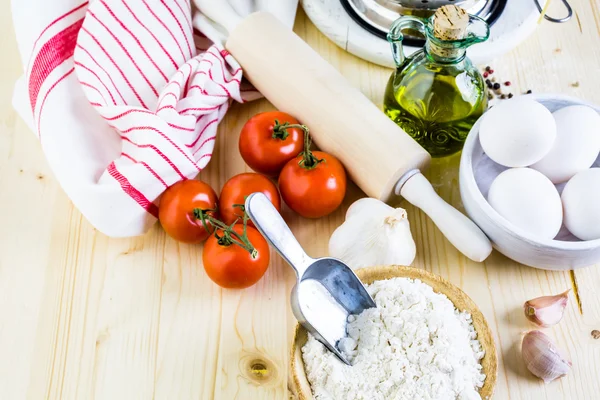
[460,94,600,270]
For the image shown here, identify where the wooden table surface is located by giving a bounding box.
[1,1,600,399]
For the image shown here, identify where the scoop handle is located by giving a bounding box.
[245,193,313,278]
[399,172,493,262]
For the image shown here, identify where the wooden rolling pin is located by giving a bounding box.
[223,12,492,262]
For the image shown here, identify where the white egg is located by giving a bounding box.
[487,168,563,239]
[479,97,556,167]
[561,168,600,241]
[531,106,600,183]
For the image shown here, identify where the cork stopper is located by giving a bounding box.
[433,5,469,41]
[429,5,469,59]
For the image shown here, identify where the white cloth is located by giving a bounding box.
[11,0,297,237]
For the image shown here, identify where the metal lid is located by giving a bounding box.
[341,0,505,42]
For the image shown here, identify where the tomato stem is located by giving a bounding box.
[275,123,324,170]
[193,207,216,235]
[271,119,291,140]
[193,207,257,257]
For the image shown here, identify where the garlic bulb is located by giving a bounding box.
[523,290,570,327]
[328,198,416,269]
[522,330,571,383]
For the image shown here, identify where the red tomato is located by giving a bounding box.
[159,179,218,243]
[278,151,347,218]
[239,111,304,176]
[219,173,281,226]
[203,224,270,289]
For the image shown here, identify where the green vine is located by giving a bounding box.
[273,122,324,170]
[193,206,257,258]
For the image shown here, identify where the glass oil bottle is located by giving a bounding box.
[383,6,490,157]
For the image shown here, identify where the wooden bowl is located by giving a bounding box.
[291,265,498,400]
[460,94,600,270]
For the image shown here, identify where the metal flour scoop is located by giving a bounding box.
[245,193,375,365]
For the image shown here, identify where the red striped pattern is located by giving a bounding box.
[81,26,149,108]
[160,0,193,59]
[88,10,159,98]
[120,136,186,180]
[122,152,168,188]
[103,108,152,120]
[80,81,109,103]
[141,0,187,62]
[118,125,200,171]
[121,0,178,69]
[29,19,84,111]
[37,68,75,139]
[192,136,216,156]
[76,44,127,103]
[100,0,169,83]
[27,1,89,73]
[107,162,159,217]
[26,3,86,138]
[75,61,117,104]
[29,0,260,226]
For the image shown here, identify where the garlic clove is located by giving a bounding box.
[523,289,570,327]
[522,330,572,383]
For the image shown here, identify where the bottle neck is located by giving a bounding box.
[425,40,467,64]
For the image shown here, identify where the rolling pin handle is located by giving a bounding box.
[397,172,493,262]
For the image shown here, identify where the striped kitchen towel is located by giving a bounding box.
[11,0,297,237]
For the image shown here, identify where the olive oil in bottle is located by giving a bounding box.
[384,6,490,157]
[384,61,487,157]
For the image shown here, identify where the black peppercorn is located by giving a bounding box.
[500,94,507,99]
[493,83,501,90]
[526,89,532,94]
[508,93,513,98]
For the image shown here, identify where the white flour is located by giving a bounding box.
[298,279,348,346]
[301,277,486,400]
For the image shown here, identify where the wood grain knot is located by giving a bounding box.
[95,330,110,348]
[239,354,280,387]
[250,361,269,380]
